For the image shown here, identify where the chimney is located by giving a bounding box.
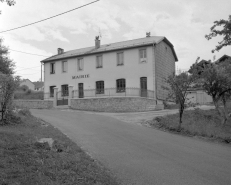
[146,32,151,37]
[95,36,100,49]
[58,48,64,54]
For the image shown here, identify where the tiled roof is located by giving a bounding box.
[41,36,178,62]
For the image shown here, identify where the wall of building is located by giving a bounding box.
[13,100,53,109]
[154,41,176,101]
[71,97,160,112]
[186,90,213,104]
[44,46,154,93]
[20,79,35,90]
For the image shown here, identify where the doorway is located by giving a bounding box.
[140,77,147,97]
[78,83,84,98]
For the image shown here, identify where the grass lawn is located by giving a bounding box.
[144,107,231,144]
[0,111,119,185]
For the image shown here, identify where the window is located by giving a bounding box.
[139,49,147,63]
[50,63,55,74]
[96,81,104,94]
[117,52,124,66]
[116,79,126,92]
[96,55,103,68]
[61,84,69,96]
[77,58,84,71]
[62,61,67,72]
[50,86,56,97]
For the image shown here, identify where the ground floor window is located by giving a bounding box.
[61,84,69,96]
[50,86,56,97]
[96,81,104,94]
[116,79,126,92]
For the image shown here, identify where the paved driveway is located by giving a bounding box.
[31,108,230,185]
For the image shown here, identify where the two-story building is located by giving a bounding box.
[41,34,178,111]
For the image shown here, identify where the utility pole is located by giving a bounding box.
[41,62,42,82]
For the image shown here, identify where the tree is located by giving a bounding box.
[164,71,197,129]
[0,74,20,122]
[0,38,15,74]
[205,15,231,53]
[191,59,231,125]
[18,85,29,92]
[0,0,15,14]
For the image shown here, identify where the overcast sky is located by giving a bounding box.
[0,0,231,81]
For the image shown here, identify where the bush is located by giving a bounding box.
[1,111,22,125]
[150,108,231,142]
[18,85,29,92]
[18,109,31,117]
[14,91,44,100]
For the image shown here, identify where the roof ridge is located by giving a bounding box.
[41,36,176,62]
[60,36,164,54]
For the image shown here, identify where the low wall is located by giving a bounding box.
[71,97,159,112]
[13,100,53,109]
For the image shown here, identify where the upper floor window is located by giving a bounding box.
[116,79,126,93]
[96,81,104,94]
[96,55,103,68]
[62,61,67,72]
[139,49,147,63]
[77,58,84,71]
[117,52,124,66]
[50,63,55,74]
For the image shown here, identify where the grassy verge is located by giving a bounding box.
[143,108,231,144]
[0,110,119,185]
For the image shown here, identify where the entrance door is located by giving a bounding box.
[78,83,84,98]
[57,85,68,106]
[140,77,147,97]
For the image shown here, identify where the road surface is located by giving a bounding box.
[31,109,231,185]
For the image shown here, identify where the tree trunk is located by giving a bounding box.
[213,98,222,116]
[178,104,184,130]
[222,96,228,126]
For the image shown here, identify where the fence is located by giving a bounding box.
[43,92,53,100]
[72,87,154,99]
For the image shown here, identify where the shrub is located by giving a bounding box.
[14,91,44,100]
[1,110,22,125]
[18,109,31,117]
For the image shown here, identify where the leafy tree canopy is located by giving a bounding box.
[164,71,197,129]
[205,15,231,53]
[190,59,231,125]
[0,0,15,14]
[0,38,15,74]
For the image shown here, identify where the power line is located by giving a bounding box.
[16,66,41,72]
[16,72,40,75]
[0,0,100,33]
[9,49,50,57]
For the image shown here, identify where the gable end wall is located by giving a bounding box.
[154,41,175,101]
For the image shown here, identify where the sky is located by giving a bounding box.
[0,0,231,82]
